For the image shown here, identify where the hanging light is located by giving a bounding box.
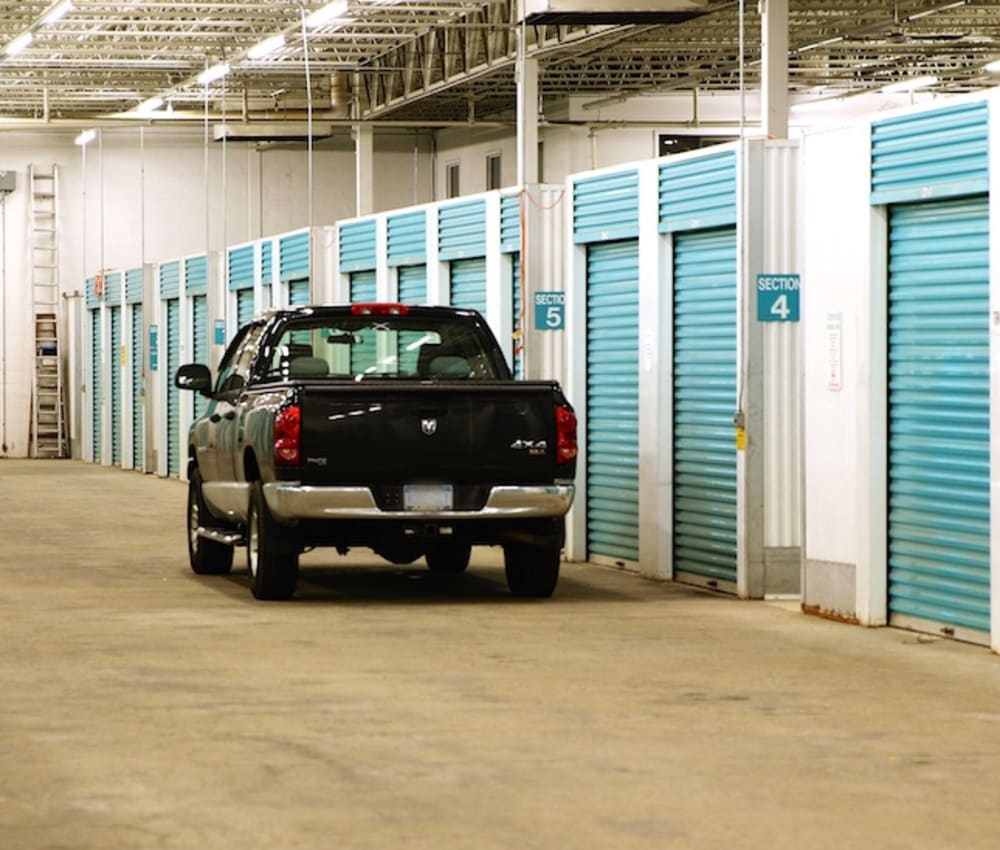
[75,128,96,146]
[42,0,74,25]
[135,96,164,116]
[881,75,939,93]
[5,31,33,56]
[248,34,285,60]
[305,0,349,28]
[196,62,231,86]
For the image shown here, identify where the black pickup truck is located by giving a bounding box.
[174,304,577,601]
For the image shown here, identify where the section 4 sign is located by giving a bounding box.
[756,274,800,322]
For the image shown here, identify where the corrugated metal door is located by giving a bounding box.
[450,257,487,315]
[397,265,427,375]
[672,227,738,588]
[279,231,310,283]
[888,196,990,638]
[131,304,143,470]
[397,265,426,304]
[350,271,377,374]
[236,288,255,328]
[165,298,180,477]
[90,308,101,462]
[512,254,522,379]
[288,279,310,307]
[586,239,639,563]
[191,294,208,419]
[110,306,122,465]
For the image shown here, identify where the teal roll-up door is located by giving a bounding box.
[131,304,143,470]
[586,239,639,562]
[512,254,522,379]
[236,288,255,328]
[191,294,208,419]
[110,306,122,465]
[397,265,426,304]
[289,278,310,307]
[888,196,990,637]
[450,257,487,315]
[672,227,738,588]
[388,211,427,266]
[350,271,377,374]
[228,245,254,290]
[439,200,487,260]
[261,241,274,286]
[90,309,101,462]
[280,231,310,282]
[396,266,427,375]
[165,298,180,477]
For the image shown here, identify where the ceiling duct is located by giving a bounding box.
[520,0,706,25]
[213,122,335,143]
[330,73,351,119]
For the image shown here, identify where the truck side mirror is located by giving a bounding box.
[175,363,213,396]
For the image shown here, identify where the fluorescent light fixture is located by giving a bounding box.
[882,75,939,93]
[5,31,33,56]
[196,62,231,86]
[306,0,349,28]
[42,0,74,25]
[75,128,96,146]
[135,96,164,116]
[248,34,285,60]
[985,59,1000,73]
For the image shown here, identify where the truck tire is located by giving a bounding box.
[425,540,472,574]
[503,543,561,598]
[187,468,234,575]
[247,481,299,600]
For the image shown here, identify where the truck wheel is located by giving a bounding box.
[247,481,299,600]
[187,468,234,575]
[425,540,472,574]
[503,543,561,598]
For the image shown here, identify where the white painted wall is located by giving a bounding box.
[0,127,433,458]
[800,122,872,615]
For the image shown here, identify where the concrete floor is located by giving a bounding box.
[1,460,999,850]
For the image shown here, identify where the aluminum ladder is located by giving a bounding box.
[29,164,67,458]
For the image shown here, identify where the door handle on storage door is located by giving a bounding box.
[223,410,236,420]
[210,413,222,423]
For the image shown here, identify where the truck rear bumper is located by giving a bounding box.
[264,483,574,521]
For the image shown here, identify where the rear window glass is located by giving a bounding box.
[261,315,504,381]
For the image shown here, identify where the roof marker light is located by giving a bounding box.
[350,303,410,316]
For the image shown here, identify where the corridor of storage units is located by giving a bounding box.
[41,90,994,654]
[0,57,997,653]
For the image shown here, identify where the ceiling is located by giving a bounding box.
[1,0,999,129]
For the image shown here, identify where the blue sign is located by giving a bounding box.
[757,274,800,322]
[149,325,159,370]
[214,318,226,345]
[534,291,566,331]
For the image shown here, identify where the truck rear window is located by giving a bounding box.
[262,315,505,381]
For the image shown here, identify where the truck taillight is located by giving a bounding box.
[555,404,578,465]
[274,404,301,466]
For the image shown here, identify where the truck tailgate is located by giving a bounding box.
[297,382,561,486]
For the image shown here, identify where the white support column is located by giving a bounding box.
[516,30,539,186]
[636,161,667,579]
[354,124,375,216]
[761,0,789,140]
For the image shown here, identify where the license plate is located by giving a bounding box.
[403,484,454,511]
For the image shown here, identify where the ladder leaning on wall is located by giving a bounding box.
[29,163,67,459]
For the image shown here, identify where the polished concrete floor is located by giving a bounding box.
[1,459,998,850]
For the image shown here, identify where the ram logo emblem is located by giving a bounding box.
[421,418,438,436]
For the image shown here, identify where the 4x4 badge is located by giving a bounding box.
[421,418,438,436]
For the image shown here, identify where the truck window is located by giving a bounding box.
[261,315,505,381]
